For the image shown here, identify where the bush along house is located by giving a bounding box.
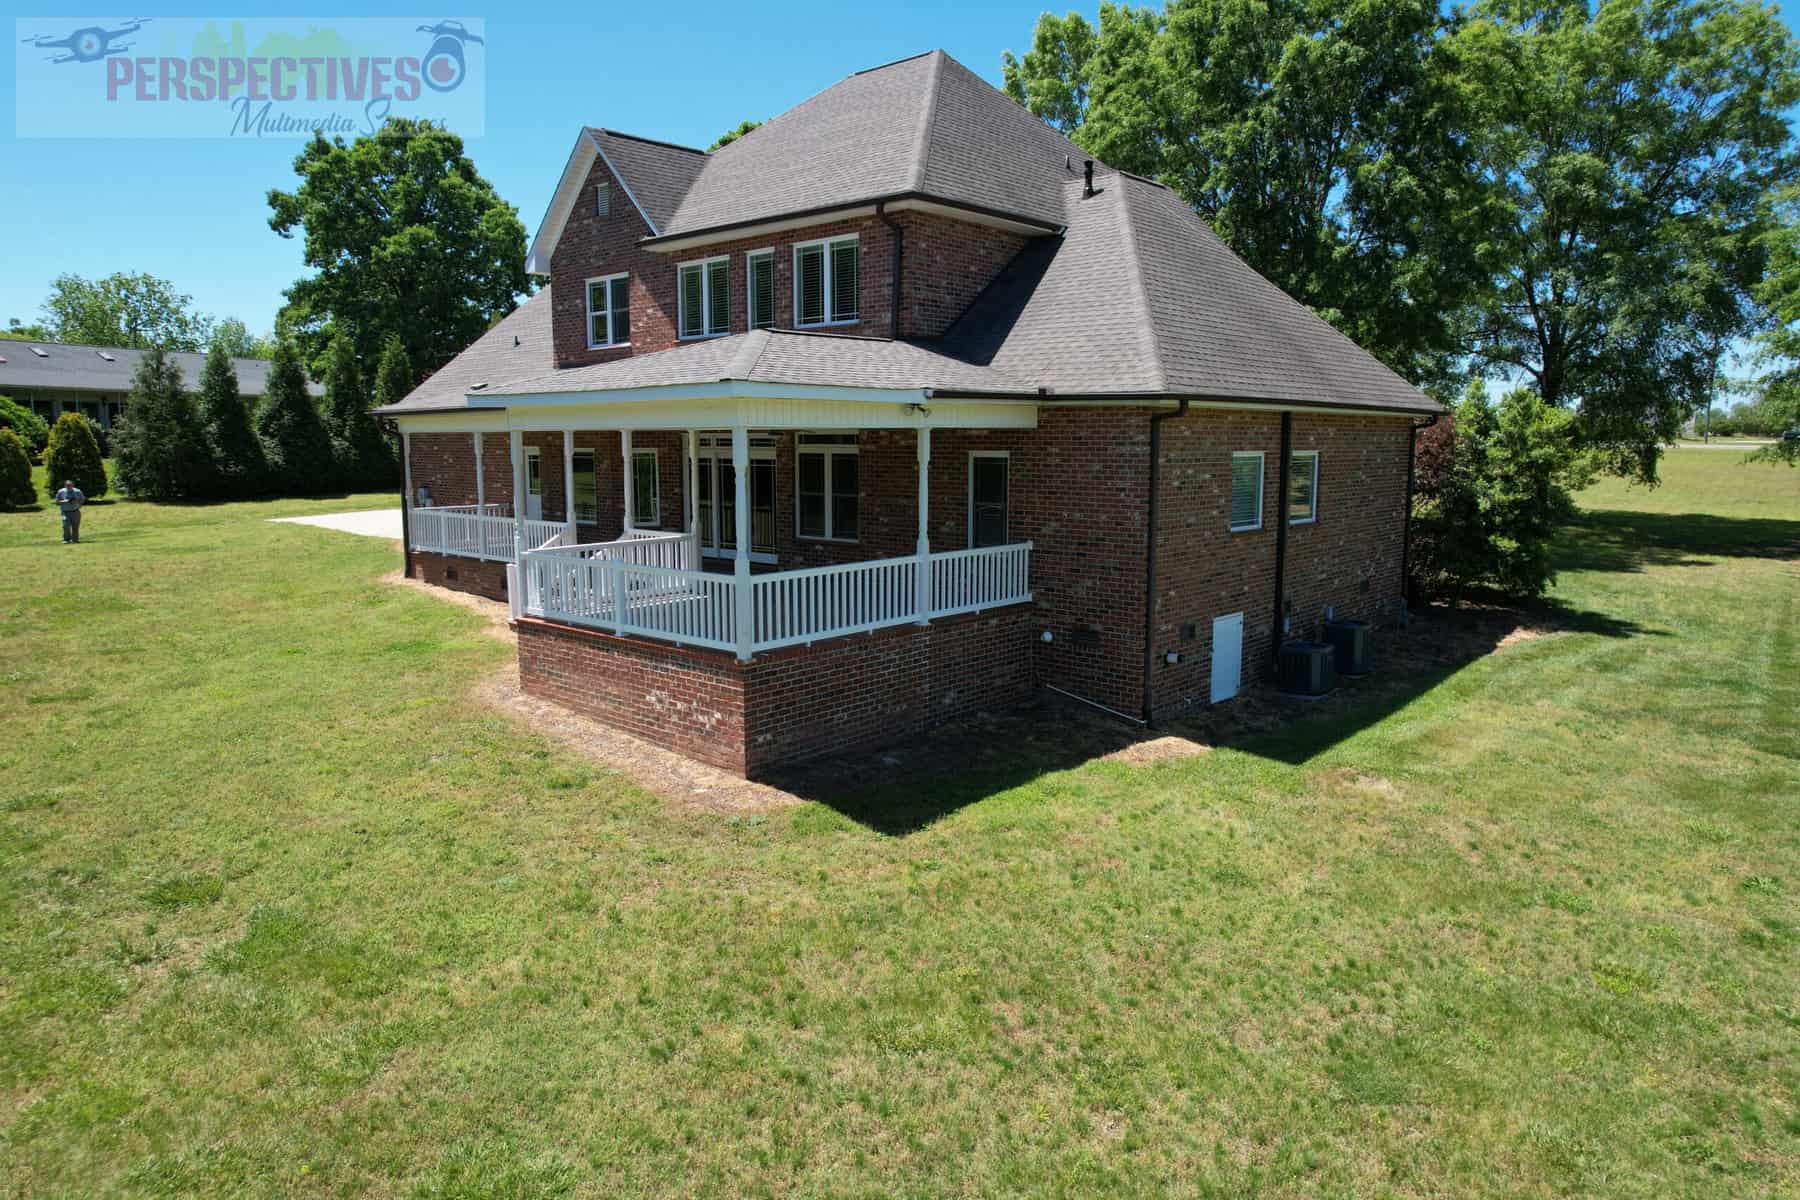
[375,50,1442,777]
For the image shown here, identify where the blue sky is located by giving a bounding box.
[5,1,1800,342]
[2,1,1057,334]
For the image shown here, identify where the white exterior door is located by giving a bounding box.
[523,448,543,521]
[1210,612,1244,704]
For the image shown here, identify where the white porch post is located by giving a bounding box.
[915,426,932,625]
[686,429,701,570]
[732,425,753,662]
[473,432,484,510]
[562,429,576,540]
[620,429,634,534]
[509,429,525,560]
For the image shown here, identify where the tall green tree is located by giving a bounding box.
[323,332,393,487]
[371,334,415,411]
[1450,0,1800,483]
[267,118,529,380]
[211,317,275,360]
[255,337,334,493]
[42,412,107,501]
[1004,0,1485,387]
[1746,189,1800,463]
[1411,385,1594,600]
[0,428,34,509]
[197,341,267,496]
[41,272,216,350]
[112,346,210,499]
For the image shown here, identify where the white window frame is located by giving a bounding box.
[677,254,730,340]
[1229,450,1264,533]
[596,181,611,216]
[792,234,859,328]
[794,433,860,542]
[585,272,630,349]
[745,248,775,331]
[967,450,1011,548]
[1288,450,1319,526]
[695,435,779,564]
[631,448,660,527]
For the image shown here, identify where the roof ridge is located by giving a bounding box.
[589,127,706,155]
[906,49,946,193]
[853,49,936,76]
[1110,176,1169,393]
[724,329,773,380]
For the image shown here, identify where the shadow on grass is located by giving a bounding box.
[767,595,1651,835]
[1564,508,1800,573]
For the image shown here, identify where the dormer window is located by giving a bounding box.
[596,182,611,217]
[586,273,630,348]
[794,235,858,327]
[678,256,730,339]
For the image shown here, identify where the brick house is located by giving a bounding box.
[375,50,1441,777]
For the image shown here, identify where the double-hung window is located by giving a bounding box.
[1229,451,1264,532]
[795,433,859,541]
[746,249,775,330]
[678,257,730,339]
[793,235,859,326]
[631,450,660,526]
[1288,450,1319,524]
[586,274,630,348]
[571,452,598,524]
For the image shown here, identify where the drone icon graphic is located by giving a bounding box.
[416,20,483,92]
[20,18,152,65]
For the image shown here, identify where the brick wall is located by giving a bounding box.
[408,549,509,602]
[407,432,513,509]
[548,153,1027,365]
[1150,410,1413,717]
[516,604,1034,777]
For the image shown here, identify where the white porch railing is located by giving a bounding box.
[409,503,566,563]
[518,538,1032,658]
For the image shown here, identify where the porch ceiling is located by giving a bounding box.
[488,387,1038,432]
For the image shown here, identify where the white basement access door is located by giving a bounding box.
[1210,611,1244,704]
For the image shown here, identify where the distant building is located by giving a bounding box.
[0,338,320,429]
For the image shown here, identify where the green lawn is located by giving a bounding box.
[1,453,1795,1198]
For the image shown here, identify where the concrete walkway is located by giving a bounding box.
[270,509,403,539]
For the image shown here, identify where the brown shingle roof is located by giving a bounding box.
[588,129,706,232]
[648,50,1083,241]
[374,291,554,413]
[936,171,1438,412]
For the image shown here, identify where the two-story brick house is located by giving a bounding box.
[376,49,1441,777]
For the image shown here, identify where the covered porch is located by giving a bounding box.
[404,387,1038,663]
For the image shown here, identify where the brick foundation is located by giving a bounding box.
[409,550,509,602]
[516,604,1035,777]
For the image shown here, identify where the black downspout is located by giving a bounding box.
[1400,413,1439,607]
[382,417,414,579]
[1143,399,1188,723]
[1271,412,1292,665]
[876,201,903,339]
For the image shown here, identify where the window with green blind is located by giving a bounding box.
[585,274,630,347]
[678,257,729,338]
[1288,450,1318,524]
[1229,451,1264,532]
[793,235,858,326]
[747,250,775,330]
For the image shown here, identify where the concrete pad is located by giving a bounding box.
[270,509,403,539]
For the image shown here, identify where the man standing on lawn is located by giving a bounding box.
[54,479,84,544]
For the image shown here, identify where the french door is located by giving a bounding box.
[693,435,775,560]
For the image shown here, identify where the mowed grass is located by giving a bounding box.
[0,452,1795,1197]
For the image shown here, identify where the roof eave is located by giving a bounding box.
[641,191,1063,254]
